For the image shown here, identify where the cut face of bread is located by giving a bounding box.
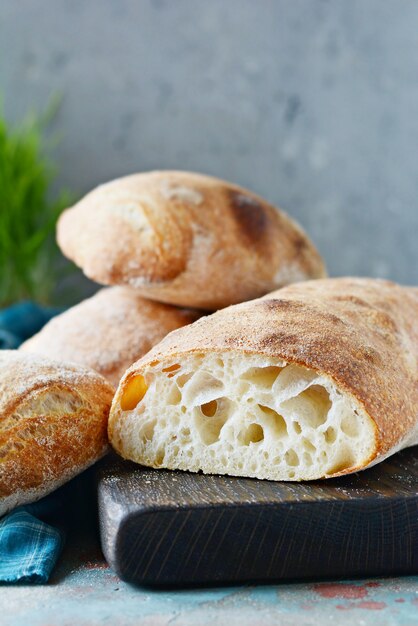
[109,278,418,481]
[110,352,376,481]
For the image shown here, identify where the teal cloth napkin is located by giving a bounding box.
[0,509,64,583]
[0,301,65,583]
[0,301,62,349]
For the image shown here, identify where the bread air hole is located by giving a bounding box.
[341,415,359,437]
[120,375,148,411]
[162,364,181,378]
[324,426,337,444]
[285,449,299,466]
[176,373,193,388]
[201,399,218,417]
[183,371,224,406]
[181,427,191,439]
[166,385,181,405]
[257,405,288,438]
[141,419,156,441]
[327,448,356,474]
[302,438,316,453]
[242,366,283,388]
[303,452,313,466]
[194,397,231,445]
[281,384,331,428]
[154,449,165,466]
[239,423,264,445]
[273,363,317,394]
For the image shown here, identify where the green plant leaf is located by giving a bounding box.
[0,100,76,306]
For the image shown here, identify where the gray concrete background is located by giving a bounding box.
[1,0,417,285]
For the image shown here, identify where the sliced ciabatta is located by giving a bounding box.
[108,278,418,480]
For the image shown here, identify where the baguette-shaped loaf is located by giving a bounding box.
[0,351,114,516]
[109,278,418,480]
[57,171,326,310]
[20,287,200,387]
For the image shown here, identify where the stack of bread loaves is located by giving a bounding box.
[1,170,326,515]
[2,170,418,517]
[20,170,328,382]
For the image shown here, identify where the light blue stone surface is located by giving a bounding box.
[3,552,418,626]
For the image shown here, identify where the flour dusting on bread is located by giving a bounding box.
[108,278,418,481]
[0,351,114,516]
[20,287,200,387]
[159,179,203,205]
[57,171,327,309]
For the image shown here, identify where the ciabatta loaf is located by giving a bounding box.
[108,278,418,480]
[0,351,114,516]
[20,287,200,387]
[57,171,326,310]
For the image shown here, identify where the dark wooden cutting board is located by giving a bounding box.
[98,448,418,586]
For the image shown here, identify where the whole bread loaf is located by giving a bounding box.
[0,351,114,516]
[20,287,200,387]
[108,278,418,481]
[57,171,326,310]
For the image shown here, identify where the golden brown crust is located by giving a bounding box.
[0,351,114,515]
[57,171,326,310]
[20,287,201,387]
[110,278,418,473]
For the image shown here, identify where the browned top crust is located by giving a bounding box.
[57,171,326,310]
[124,278,418,466]
[20,287,201,387]
[0,351,114,514]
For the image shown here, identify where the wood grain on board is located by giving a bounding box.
[98,448,418,586]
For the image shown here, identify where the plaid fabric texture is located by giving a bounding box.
[0,511,64,583]
[0,302,65,583]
